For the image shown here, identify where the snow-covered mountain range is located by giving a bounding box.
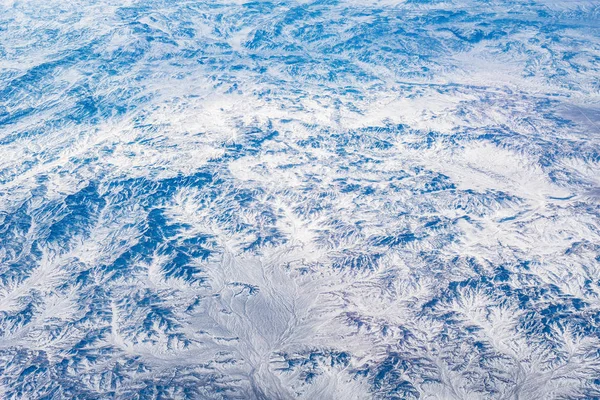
[1,0,599,398]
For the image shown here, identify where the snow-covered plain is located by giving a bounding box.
[1,0,599,398]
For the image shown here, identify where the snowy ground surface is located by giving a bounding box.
[1,0,600,399]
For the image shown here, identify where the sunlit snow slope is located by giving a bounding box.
[1,0,600,399]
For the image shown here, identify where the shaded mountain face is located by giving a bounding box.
[1,0,599,399]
